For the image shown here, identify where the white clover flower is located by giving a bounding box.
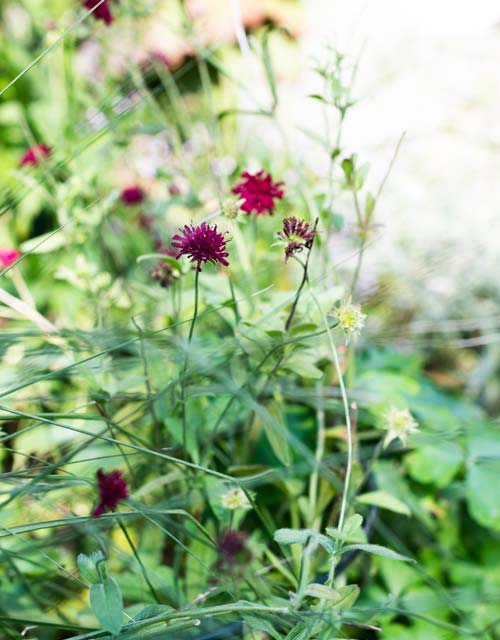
[220,487,251,511]
[333,300,366,343]
[381,406,419,448]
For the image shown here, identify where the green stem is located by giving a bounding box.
[182,268,200,452]
[117,517,161,604]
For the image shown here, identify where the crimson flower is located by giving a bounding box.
[217,530,251,567]
[92,469,129,518]
[121,185,145,206]
[84,0,114,25]
[0,249,21,268]
[232,170,284,215]
[19,144,51,167]
[277,216,317,261]
[171,222,230,271]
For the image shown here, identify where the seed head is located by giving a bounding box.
[381,406,419,448]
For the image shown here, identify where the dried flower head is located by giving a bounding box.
[381,406,419,448]
[221,487,251,511]
[333,301,366,343]
[19,144,51,167]
[277,216,317,261]
[92,469,129,518]
[150,250,180,288]
[232,170,284,215]
[171,222,230,271]
[121,185,145,206]
[0,249,21,268]
[222,198,242,220]
[84,0,114,25]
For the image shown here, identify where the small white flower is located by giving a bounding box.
[333,300,366,343]
[220,487,251,511]
[381,406,419,447]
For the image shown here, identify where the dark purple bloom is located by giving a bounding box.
[277,216,317,261]
[232,170,284,215]
[92,469,129,518]
[121,185,145,206]
[19,144,51,167]
[84,0,114,25]
[171,222,230,271]
[217,530,250,566]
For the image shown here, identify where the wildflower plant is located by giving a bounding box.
[0,7,493,640]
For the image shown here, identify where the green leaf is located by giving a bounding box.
[342,543,415,563]
[332,584,360,611]
[304,583,340,600]
[89,577,124,635]
[466,460,500,531]
[356,490,411,516]
[261,400,291,466]
[365,192,376,217]
[274,528,333,552]
[326,513,366,543]
[134,605,173,621]
[285,354,323,380]
[243,615,281,640]
[77,551,104,584]
[331,211,344,231]
[406,443,463,488]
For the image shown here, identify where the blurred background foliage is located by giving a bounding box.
[1,1,500,639]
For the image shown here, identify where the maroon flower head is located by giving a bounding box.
[171,222,230,271]
[0,249,21,268]
[217,530,250,566]
[92,469,129,518]
[84,0,114,25]
[277,216,317,261]
[19,144,51,168]
[121,185,145,206]
[232,170,284,215]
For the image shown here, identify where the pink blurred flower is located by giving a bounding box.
[19,144,51,167]
[0,249,21,268]
[84,0,114,25]
[121,185,145,206]
[92,469,129,518]
[232,170,284,215]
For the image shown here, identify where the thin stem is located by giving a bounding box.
[188,269,200,343]
[309,289,353,586]
[117,517,161,604]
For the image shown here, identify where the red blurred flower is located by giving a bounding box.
[19,144,51,167]
[0,249,21,268]
[277,216,317,261]
[84,0,114,25]
[92,469,129,518]
[217,530,251,566]
[232,170,284,215]
[121,185,145,206]
[171,222,230,271]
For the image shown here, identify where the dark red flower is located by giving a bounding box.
[19,144,51,167]
[277,216,317,261]
[171,222,230,271]
[84,0,114,25]
[0,249,21,268]
[121,185,145,206]
[217,530,250,566]
[92,469,129,518]
[232,170,284,215]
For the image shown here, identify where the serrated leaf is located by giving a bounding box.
[89,577,124,635]
[356,491,411,516]
[342,543,415,563]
